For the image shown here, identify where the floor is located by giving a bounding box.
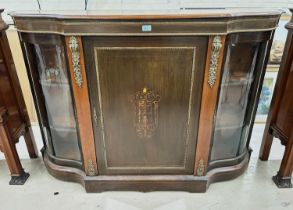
[0,124,292,210]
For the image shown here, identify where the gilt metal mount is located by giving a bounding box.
[208,36,222,88]
[197,159,205,176]
[69,36,83,88]
[87,159,95,176]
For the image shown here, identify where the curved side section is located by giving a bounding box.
[208,148,250,171]
[46,150,83,170]
[206,150,251,186]
[43,152,86,188]
[43,149,250,192]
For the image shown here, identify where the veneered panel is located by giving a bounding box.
[84,36,207,175]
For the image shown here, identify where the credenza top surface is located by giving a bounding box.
[10,9,282,20]
[10,9,282,35]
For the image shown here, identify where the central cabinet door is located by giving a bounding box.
[84,36,207,175]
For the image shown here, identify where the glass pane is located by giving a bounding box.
[210,42,259,161]
[33,43,81,161]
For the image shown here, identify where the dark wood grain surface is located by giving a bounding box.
[84,36,207,175]
[10,10,281,36]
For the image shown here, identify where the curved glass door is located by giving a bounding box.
[210,37,262,161]
[24,34,82,162]
[34,43,81,161]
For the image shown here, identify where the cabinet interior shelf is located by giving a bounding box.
[40,80,70,87]
[221,78,254,86]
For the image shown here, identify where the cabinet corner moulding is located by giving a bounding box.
[68,36,83,88]
[208,35,223,88]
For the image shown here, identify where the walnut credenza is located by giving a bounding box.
[259,9,293,188]
[11,9,281,192]
[0,9,38,185]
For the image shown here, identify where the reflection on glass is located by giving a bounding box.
[210,43,259,161]
[33,44,81,161]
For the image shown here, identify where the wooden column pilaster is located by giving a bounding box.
[65,36,98,176]
[194,35,226,176]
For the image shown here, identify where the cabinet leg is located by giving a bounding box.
[272,175,292,188]
[259,127,274,161]
[24,126,38,158]
[0,111,30,185]
[272,134,293,188]
[9,172,30,185]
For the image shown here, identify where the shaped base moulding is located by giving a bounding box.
[42,149,251,193]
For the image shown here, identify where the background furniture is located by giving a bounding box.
[12,9,281,192]
[0,9,38,185]
[259,9,293,188]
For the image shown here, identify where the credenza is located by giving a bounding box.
[11,9,281,192]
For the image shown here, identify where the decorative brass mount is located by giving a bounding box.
[68,36,83,88]
[208,36,222,88]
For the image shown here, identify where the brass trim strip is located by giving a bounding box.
[93,108,98,124]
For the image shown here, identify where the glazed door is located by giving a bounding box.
[21,34,82,163]
[84,36,207,175]
[210,32,272,163]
